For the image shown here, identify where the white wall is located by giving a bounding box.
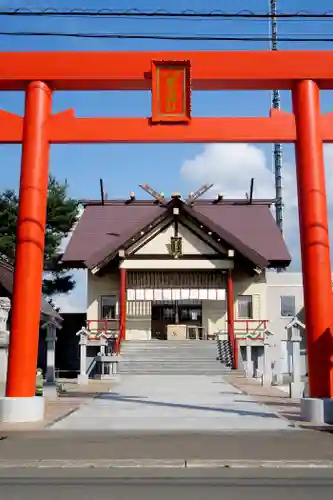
[202,300,227,335]
[136,223,218,255]
[265,271,304,377]
[203,271,267,338]
[234,271,267,342]
[87,268,267,340]
[87,271,152,340]
[87,271,119,325]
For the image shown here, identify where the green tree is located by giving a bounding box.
[0,175,79,297]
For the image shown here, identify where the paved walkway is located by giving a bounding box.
[50,375,296,432]
[0,380,113,432]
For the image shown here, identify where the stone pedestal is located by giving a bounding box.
[262,330,274,386]
[78,332,88,384]
[45,323,57,383]
[0,396,45,422]
[263,345,272,386]
[301,398,333,425]
[43,382,58,400]
[288,325,303,399]
[94,356,120,380]
[77,373,89,385]
[245,342,253,378]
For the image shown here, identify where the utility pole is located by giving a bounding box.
[269,0,284,236]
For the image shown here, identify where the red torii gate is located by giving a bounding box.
[0,50,333,422]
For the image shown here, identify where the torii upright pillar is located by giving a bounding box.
[1,81,51,422]
[293,80,333,423]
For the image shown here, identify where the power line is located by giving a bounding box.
[0,31,332,42]
[269,0,284,240]
[1,9,333,19]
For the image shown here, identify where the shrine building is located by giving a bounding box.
[62,186,291,349]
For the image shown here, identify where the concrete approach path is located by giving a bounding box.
[50,375,296,432]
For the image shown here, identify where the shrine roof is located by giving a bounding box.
[62,197,291,271]
[0,256,62,322]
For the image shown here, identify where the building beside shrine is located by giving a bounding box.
[62,190,294,373]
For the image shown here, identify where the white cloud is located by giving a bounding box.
[53,270,87,313]
[181,143,333,270]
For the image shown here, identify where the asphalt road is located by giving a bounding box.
[1,430,333,461]
[0,469,332,500]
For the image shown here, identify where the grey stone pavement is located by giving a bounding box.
[50,375,295,431]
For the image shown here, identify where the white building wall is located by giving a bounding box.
[202,272,267,337]
[234,272,267,325]
[202,300,227,335]
[87,271,119,325]
[87,269,267,341]
[87,271,152,340]
[136,223,218,255]
[266,271,304,378]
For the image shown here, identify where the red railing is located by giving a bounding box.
[234,319,268,341]
[86,319,122,353]
[86,319,109,334]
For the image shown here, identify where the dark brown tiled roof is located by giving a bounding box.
[193,204,290,265]
[62,199,291,270]
[0,256,62,321]
[63,202,165,266]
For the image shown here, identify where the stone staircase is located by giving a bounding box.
[119,340,231,375]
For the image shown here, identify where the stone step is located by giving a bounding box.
[120,366,224,371]
[121,350,218,355]
[119,370,231,374]
[119,367,230,372]
[118,339,231,375]
[122,345,217,348]
[119,372,231,375]
[121,343,217,349]
[120,355,219,360]
[121,354,219,358]
[120,366,226,370]
[119,364,229,370]
[121,360,220,364]
[121,350,219,355]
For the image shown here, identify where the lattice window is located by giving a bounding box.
[128,271,225,288]
[127,301,152,317]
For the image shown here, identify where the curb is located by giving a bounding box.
[0,459,332,469]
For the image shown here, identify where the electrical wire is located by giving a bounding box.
[0,31,332,42]
[1,8,333,19]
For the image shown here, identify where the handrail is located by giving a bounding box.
[114,333,122,355]
[86,319,122,354]
[234,319,268,340]
[86,319,109,332]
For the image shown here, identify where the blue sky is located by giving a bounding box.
[0,0,333,311]
[0,0,332,200]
